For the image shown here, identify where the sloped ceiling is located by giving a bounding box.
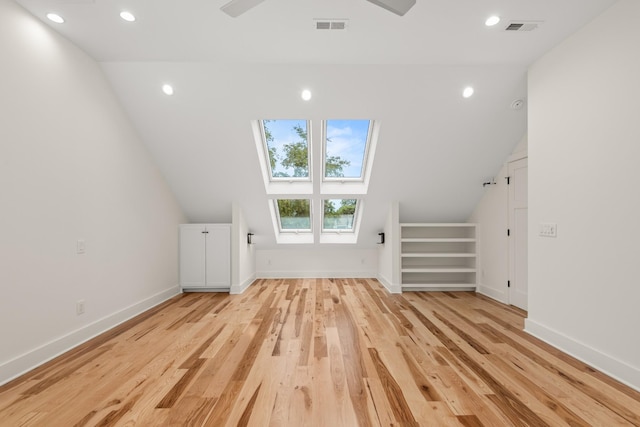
[15,0,617,248]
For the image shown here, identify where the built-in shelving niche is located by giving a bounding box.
[400,223,477,291]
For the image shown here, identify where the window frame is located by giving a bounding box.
[253,119,379,245]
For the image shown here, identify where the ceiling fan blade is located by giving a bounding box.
[221,0,267,17]
[365,0,416,16]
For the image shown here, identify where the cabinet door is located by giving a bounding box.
[179,225,206,288]
[205,225,231,288]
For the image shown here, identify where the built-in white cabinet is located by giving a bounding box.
[400,223,477,291]
[179,224,231,291]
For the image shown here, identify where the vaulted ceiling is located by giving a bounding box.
[15,0,617,248]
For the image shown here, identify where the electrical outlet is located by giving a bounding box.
[76,300,85,315]
[539,223,557,238]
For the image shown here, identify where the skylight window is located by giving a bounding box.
[262,120,310,180]
[324,120,371,180]
[323,199,358,232]
[275,199,312,232]
[254,119,380,244]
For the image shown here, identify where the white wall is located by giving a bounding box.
[231,203,256,294]
[469,137,527,303]
[527,0,640,391]
[377,202,401,293]
[0,1,185,385]
[256,249,378,278]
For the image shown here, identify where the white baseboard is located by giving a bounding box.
[377,273,402,294]
[403,286,475,292]
[476,283,508,304]
[230,273,256,295]
[525,318,640,392]
[257,271,377,279]
[0,285,181,387]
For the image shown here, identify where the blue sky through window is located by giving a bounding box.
[325,120,370,179]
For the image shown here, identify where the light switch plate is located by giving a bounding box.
[539,223,557,237]
[77,239,86,254]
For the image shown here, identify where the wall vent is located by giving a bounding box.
[504,21,542,32]
[314,19,349,30]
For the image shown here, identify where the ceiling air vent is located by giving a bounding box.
[504,21,542,32]
[314,19,349,31]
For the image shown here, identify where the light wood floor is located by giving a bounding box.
[1,279,639,426]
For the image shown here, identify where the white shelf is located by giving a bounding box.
[402,253,476,258]
[401,223,477,227]
[402,284,476,289]
[401,238,476,243]
[400,223,477,291]
[402,267,476,273]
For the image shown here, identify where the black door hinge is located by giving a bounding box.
[506,176,511,185]
[507,229,510,236]
[508,280,511,288]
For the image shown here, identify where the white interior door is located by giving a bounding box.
[509,157,528,310]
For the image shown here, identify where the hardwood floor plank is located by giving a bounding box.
[457,414,485,427]
[94,392,141,426]
[432,310,491,355]
[486,354,591,427]
[165,397,217,426]
[0,295,182,395]
[1,279,639,426]
[405,302,551,426]
[427,366,513,426]
[397,344,441,402]
[368,347,418,425]
[479,316,640,425]
[156,358,206,408]
[325,327,359,426]
[180,326,224,369]
[237,383,261,427]
[333,296,374,427]
[362,376,397,426]
[22,344,115,397]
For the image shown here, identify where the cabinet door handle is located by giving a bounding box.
[202,231,209,234]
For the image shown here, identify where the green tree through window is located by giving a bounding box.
[263,120,350,178]
[324,199,357,230]
[277,199,311,230]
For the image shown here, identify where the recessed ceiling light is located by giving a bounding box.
[162,84,174,96]
[485,15,501,26]
[46,13,65,24]
[120,11,136,22]
[301,89,312,101]
[463,87,474,98]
